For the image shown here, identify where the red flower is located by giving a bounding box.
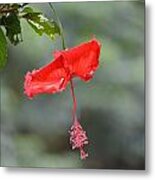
[24,38,101,159]
[24,39,101,98]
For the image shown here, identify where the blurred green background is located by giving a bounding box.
[1,1,145,169]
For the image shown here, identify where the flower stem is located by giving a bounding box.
[48,3,77,122]
[70,79,77,121]
[48,3,66,50]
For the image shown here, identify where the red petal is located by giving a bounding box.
[24,55,70,99]
[56,38,101,81]
[24,38,101,98]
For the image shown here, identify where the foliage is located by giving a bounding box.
[1,12,22,45]
[22,7,60,39]
[0,3,60,69]
[0,27,7,68]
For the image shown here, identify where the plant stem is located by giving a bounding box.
[0,6,17,14]
[48,3,77,122]
[48,3,66,50]
[0,3,28,14]
[70,79,77,121]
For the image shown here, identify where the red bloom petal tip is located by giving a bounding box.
[24,71,34,99]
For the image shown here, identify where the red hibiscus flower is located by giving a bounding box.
[24,38,101,159]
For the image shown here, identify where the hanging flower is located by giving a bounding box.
[24,38,101,159]
[24,39,101,98]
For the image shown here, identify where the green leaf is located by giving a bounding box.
[22,7,33,13]
[11,3,21,10]
[1,12,22,45]
[0,27,7,69]
[23,8,60,40]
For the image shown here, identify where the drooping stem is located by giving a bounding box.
[70,79,77,121]
[48,3,66,50]
[49,3,77,122]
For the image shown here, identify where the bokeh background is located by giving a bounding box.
[1,1,145,169]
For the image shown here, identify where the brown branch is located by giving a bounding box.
[0,7,18,14]
[0,3,28,15]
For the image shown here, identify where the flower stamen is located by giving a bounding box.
[69,119,88,159]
